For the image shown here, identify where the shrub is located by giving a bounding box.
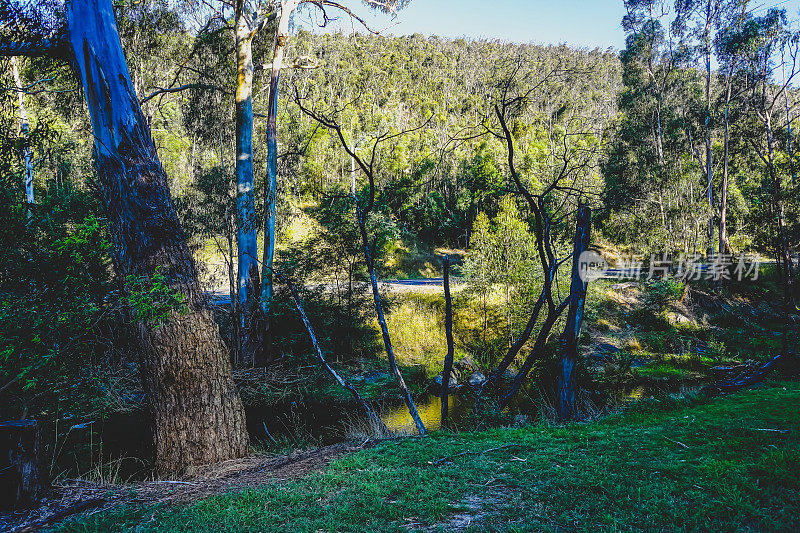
[644,279,685,311]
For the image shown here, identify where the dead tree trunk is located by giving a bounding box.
[440,255,455,429]
[274,269,387,433]
[356,205,427,435]
[0,420,46,510]
[556,205,591,421]
[64,0,249,474]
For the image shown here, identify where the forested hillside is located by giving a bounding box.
[1,0,799,530]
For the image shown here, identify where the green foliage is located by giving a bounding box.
[0,183,115,419]
[123,267,187,325]
[462,196,543,347]
[644,279,685,311]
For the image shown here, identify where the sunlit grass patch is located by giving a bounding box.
[55,382,800,532]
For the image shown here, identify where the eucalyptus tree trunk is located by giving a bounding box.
[234,2,263,366]
[720,82,731,254]
[11,57,33,223]
[66,0,248,474]
[261,0,299,348]
[704,0,714,254]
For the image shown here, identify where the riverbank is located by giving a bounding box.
[42,380,800,532]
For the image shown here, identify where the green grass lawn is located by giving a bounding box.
[56,381,800,532]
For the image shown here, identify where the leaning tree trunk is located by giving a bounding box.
[67,0,248,475]
[440,255,455,429]
[356,205,426,435]
[556,205,591,421]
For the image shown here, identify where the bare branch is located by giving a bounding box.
[139,83,229,104]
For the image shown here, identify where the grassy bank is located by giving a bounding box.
[56,381,800,532]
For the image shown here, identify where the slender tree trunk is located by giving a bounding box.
[274,270,387,433]
[66,0,248,475]
[720,82,731,254]
[234,3,262,367]
[440,255,455,429]
[11,57,33,223]
[556,205,591,421]
[705,0,714,254]
[356,206,426,435]
[261,0,299,358]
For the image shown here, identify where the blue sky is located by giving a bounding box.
[299,0,800,51]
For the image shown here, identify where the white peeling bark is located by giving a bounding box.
[11,57,33,223]
[261,0,299,339]
[234,1,262,366]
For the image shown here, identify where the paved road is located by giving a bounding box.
[207,278,461,306]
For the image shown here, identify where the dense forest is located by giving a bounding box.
[1,0,799,530]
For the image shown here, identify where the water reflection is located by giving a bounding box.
[380,394,464,434]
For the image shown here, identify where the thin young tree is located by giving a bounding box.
[477,62,601,409]
[294,87,428,435]
[259,0,410,355]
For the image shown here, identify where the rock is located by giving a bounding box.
[467,371,487,387]
[513,414,530,427]
[455,356,479,374]
[588,343,621,363]
[611,281,639,290]
[711,364,750,380]
[499,369,518,383]
[587,353,615,364]
[596,342,620,353]
[665,311,697,328]
[430,372,459,393]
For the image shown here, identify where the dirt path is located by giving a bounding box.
[3,441,367,532]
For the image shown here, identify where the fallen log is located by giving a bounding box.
[11,497,106,533]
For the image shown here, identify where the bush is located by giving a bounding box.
[0,184,117,420]
[644,279,685,311]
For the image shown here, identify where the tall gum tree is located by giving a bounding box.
[234,0,276,366]
[2,0,250,475]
